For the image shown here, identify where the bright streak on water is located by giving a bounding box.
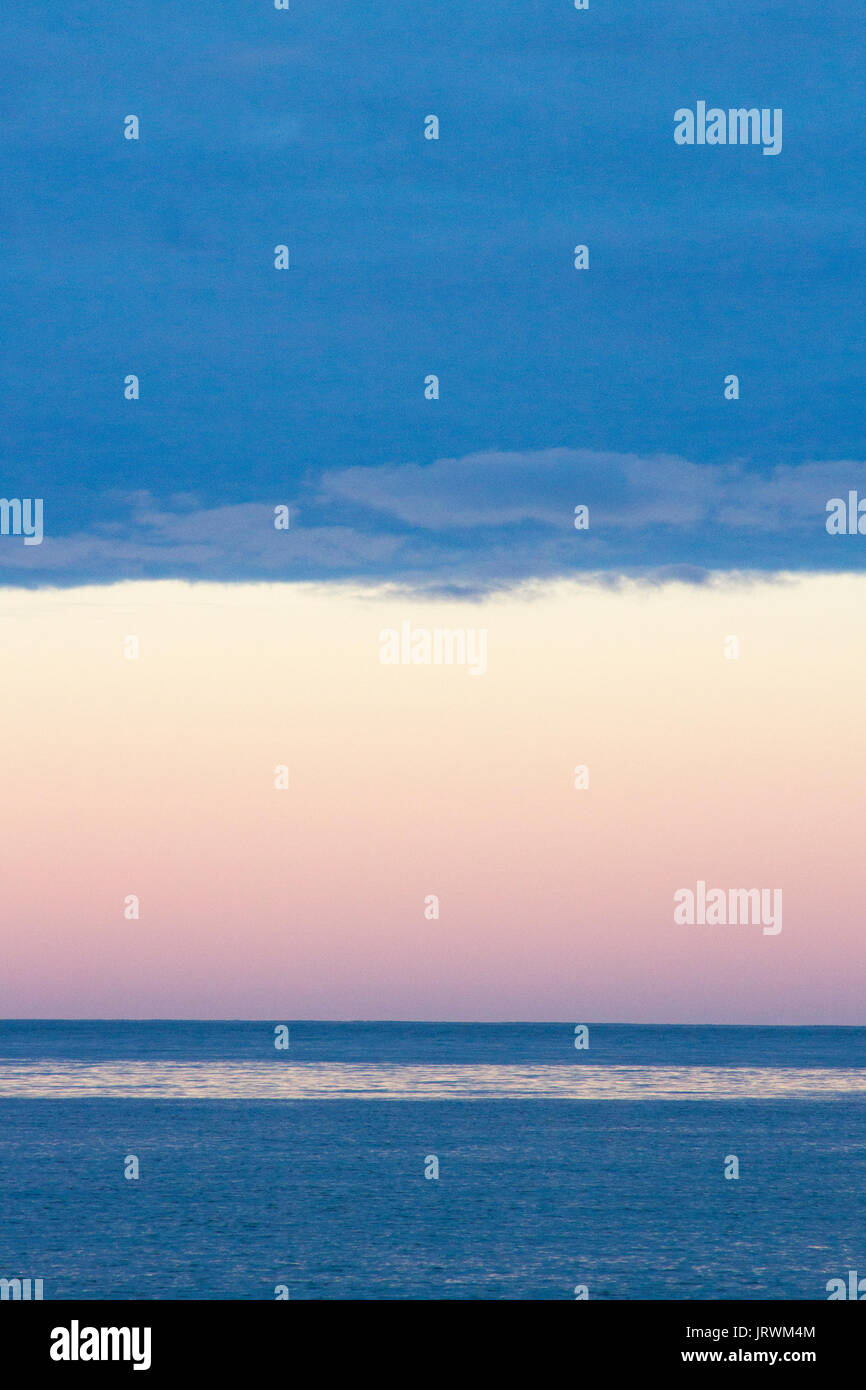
[1,1061,866,1100]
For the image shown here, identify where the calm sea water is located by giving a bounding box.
[0,1022,864,1299]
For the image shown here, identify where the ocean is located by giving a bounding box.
[0,1022,864,1300]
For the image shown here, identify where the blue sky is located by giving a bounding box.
[1,1,863,587]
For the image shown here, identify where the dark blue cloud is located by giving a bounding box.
[1,2,863,586]
[0,451,863,592]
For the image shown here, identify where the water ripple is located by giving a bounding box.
[0,1061,865,1100]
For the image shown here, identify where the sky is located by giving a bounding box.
[1,5,864,1020]
[1,574,864,1022]
[1,1,864,587]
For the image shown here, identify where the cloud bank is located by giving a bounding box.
[1,449,863,591]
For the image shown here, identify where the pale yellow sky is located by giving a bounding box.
[1,574,863,1021]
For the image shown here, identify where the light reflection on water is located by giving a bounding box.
[0,1061,865,1100]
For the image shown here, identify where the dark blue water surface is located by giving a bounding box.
[0,1023,864,1299]
[1,1020,864,1065]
